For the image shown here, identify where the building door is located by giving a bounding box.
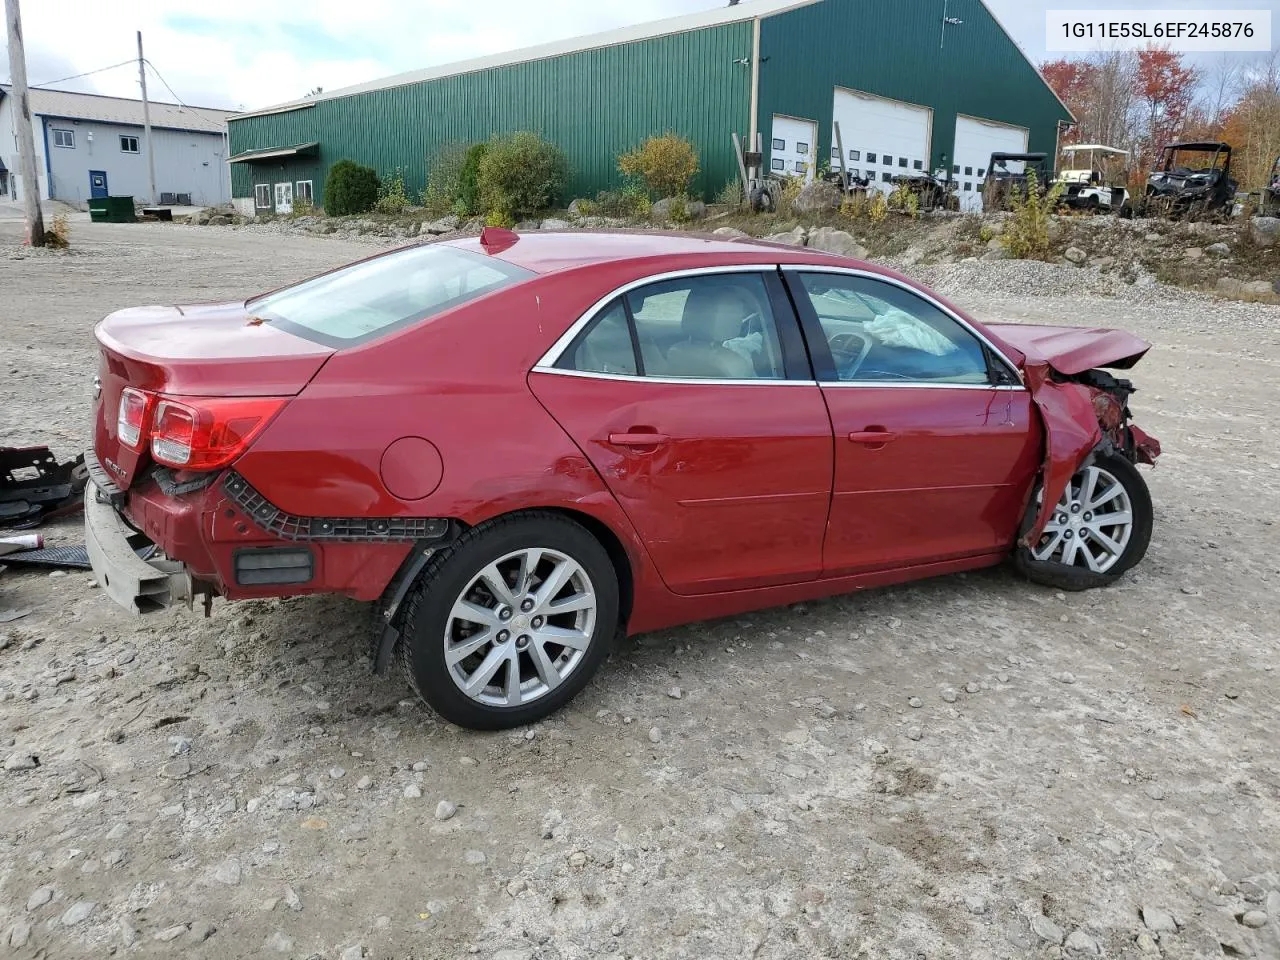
[769,115,819,182]
[953,116,1029,212]
[274,182,293,214]
[89,171,108,199]
[832,89,932,196]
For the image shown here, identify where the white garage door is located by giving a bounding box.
[952,115,1029,212]
[769,115,819,181]
[831,89,932,195]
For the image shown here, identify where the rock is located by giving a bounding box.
[651,197,706,220]
[807,226,869,259]
[906,727,923,741]
[900,245,925,267]
[1031,915,1064,944]
[981,245,1010,261]
[464,849,486,865]
[1240,910,1266,928]
[1057,672,1076,684]
[648,727,663,744]
[356,776,373,790]
[6,921,32,948]
[668,686,683,699]
[1144,232,1162,242]
[1089,256,1116,270]
[403,784,422,799]
[965,896,988,915]
[169,735,192,756]
[340,947,366,960]
[60,900,97,926]
[435,800,457,821]
[1217,276,1244,298]
[541,218,571,230]
[3,753,39,771]
[964,681,980,694]
[1207,242,1230,256]
[421,215,459,235]
[265,931,294,953]
[1136,932,1160,953]
[568,850,588,868]
[118,917,138,946]
[26,886,54,910]
[868,740,889,756]
[1248,216,1280,246]
[214,858,242,885]
[1267,890,1280,916]
[328,766,345,779]
[1145,784,1166,800]
[1064,246,1087,264]
[514,219,541,230]
[1065,929,1100,954]
[762,227,806,246]
[941,688,958,703]
[1238,880,1266,902]
[567,198,585,215]
[1243,280,1277,301]
[908,696,923,708]
[492,950,534,960]
[1142,905,1177,933]
[1183,246,1204,260]
[282,886,302,912]
[712,226,749,238]
[792,180,842,214]
[189,919,216,942]
[154,924,188,942]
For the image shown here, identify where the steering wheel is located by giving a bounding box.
[828,330,872,379]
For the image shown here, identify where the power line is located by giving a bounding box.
[143,59,225,131]
[31,59,134,89]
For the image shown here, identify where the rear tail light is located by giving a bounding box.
[117,387,151,448]
[150,396,286,471]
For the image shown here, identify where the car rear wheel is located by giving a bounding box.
[1015,452,1153,590]
[398,513,618,729]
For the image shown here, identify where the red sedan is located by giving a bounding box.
[86,229,1160,729]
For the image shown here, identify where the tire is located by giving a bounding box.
[397,512,619,729]
[1015,452,1154,591]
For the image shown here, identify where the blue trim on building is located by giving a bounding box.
[40,117,53,199]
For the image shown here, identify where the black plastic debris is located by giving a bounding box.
[0,447,88,529]
[0,543,157,571]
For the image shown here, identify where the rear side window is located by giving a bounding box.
[250,245,532,346]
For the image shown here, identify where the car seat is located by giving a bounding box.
[664,285,758,379]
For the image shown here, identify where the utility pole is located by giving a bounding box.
[4,0,45,246]
[137,30,156,204]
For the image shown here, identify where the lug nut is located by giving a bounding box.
[499,607,513,621]
[531,616,544,629]
[497,629,510,642]
[520,598,535,613]
[515,635,530,650]
[1070,503,1081,514]
[1064,530,1074,539]
[1083,512,1093,522]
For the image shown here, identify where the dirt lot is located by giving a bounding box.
[1,221,1278,960]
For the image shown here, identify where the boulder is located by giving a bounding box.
[712,227,750,239]
[761,227,807,247]
[1064,246,1087,264]
[1206,242,1230,256]
[651,197,706,221]
[1144,232,1162,242]
[421,215,460,235]
[208,215,231,226]
[514,219,542,230]
[1089,256,1117,271]
[806,226,868,259]
[791,180,842,215]
[1183,247,1203,261]
[540,218,571,230]
[981,247,1010,261]
[1249,216,1280,246]
[567,199,585,216]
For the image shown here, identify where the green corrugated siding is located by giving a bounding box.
[759,0,1072,171]
[230,23,752,208]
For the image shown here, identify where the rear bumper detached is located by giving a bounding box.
[84,482,192,613]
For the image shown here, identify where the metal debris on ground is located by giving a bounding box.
[0,447,88,528]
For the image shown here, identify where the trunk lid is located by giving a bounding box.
[985,323,1150,376]
[93,302,333,490]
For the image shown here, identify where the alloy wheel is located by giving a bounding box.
[1031,464,1134,574]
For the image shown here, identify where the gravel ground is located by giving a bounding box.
[1,221,1278,960]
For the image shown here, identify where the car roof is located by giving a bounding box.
[443,229,855,275]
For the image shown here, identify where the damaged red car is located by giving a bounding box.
[86,230,1160,729]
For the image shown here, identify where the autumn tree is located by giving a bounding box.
[1220,52,1280,191]
[1135,48,1198,168]
[1042,58,1096,144]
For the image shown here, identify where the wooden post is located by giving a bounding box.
[5,0,45,245]
[137,31,157,205]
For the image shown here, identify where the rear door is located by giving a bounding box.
[529,268,834,596]
[784,268,1041,576]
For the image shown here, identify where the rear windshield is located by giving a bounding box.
[249,244,533,346]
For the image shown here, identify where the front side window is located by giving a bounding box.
[250,245,533,346]
[794,273,991,385]
[53,129,74,148]
[120,136,139,154]
[557,273,789,381]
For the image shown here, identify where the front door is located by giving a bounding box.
[89,171,108,199]
[784,268,1041,575]
[274,182,293,214]
[770,115,819,182]
[530,269,833,596]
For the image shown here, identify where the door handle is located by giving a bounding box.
[608,432,670,448]
[848,429,897,444]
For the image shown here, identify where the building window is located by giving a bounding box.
[796,142,809,156]
[899,157,908,168]
[794,161,806,173]
[952,164,960,174]
[120,136,140,154]
[771,158,784,171]
[849,168,861,179]
[296,180,314,204]
[914,159,923,170]
[881,172,891,182]
[978,168,985,177]
[849,149,860,161]
[866,153,877,164]
[254,184,271,208]
[772,138,785,151]
[53,129,74,149]
[830,147,839,159]
[964,166,973,176]
[883,155,893,166]
[963,182,972,191]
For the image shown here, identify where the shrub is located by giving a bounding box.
[840,192,870,220]
[867,191,888,223]
[456,143,489,217]
[45,212,70,249]
[289,196,315,218]
[714,178,744,208]
[375,169,410,214]
[324,159,379,215]
[575,187,650,219]
[777,175,805,216]
[1001,169,1065,260]
[618,133,700,198]
[887,183,920,218]
[421,143,470,216]
[476,132,569,221]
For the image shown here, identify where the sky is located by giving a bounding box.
[2,0,1277,113]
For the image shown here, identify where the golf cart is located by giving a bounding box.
[1056,144,1130,213]
[982,153,1052,212]
[1260,155,1280,217]
[1131,141,1237,219]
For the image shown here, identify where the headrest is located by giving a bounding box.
[681,284,756,343]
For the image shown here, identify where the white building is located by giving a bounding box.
[0,85,232,208]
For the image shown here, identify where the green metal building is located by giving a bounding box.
[228,0,1071,217]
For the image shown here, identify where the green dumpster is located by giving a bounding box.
[88,196,136,223]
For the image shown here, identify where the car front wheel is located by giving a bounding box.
[1016,452,1153,590]
[398,513,618,729]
